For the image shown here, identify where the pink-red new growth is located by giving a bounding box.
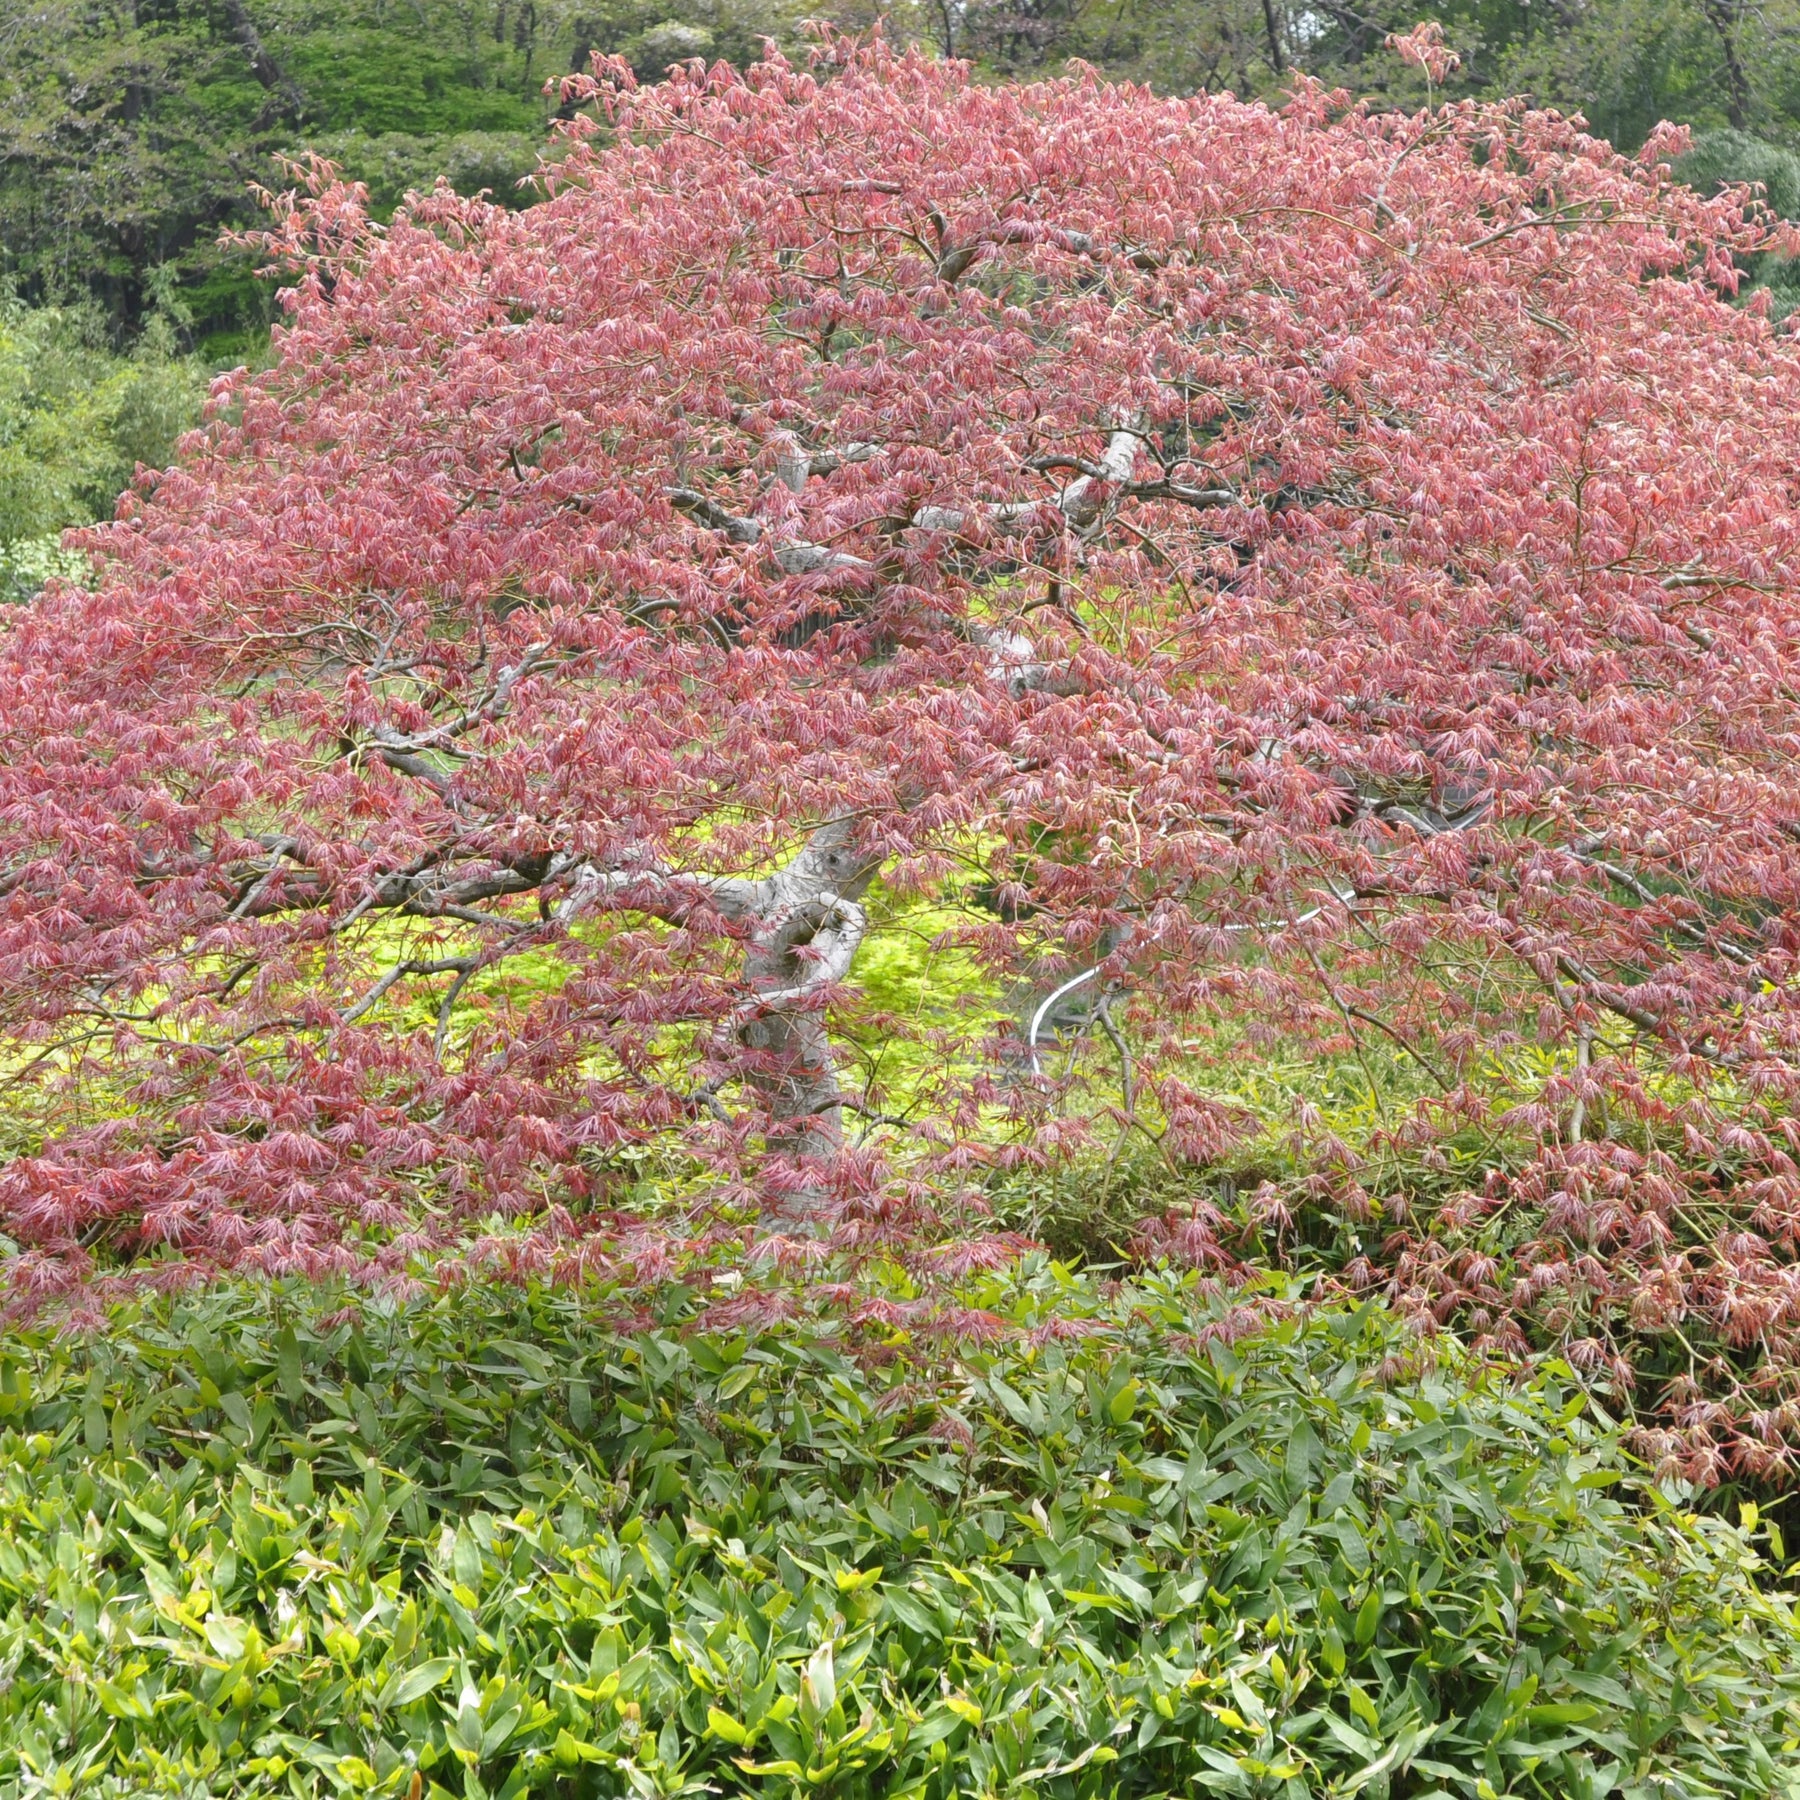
[2,39,1799,1478]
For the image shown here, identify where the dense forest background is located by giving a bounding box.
[5,0,1800,602]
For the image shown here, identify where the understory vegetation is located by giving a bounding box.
[7,1264,1800,1800]
[0,292,202,602]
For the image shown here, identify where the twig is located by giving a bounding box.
[341,956,474,1026]
[433,963,478,1058]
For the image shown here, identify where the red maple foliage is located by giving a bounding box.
[4,37,1800,1477]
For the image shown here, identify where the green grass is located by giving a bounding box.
[2,1260,1797,1798]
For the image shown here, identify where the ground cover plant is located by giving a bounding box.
[4,1262,1798,1800]
[12,38,1800,1479]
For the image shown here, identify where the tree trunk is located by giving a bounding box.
[220,0,304,124]
[734,824,876,1219]
[1700,0,1752,130]
[1261,0,1286,74]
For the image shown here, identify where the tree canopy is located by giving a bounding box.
[8,42,1800,1485]
[8,0,1800,351]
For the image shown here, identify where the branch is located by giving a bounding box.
[1096,991,1136,1117]
[665,485,872,579]
[914,424,1149,535]
[1024,455,1239,511]
[227,836,303,920]
[737,893,867,1015]
[341,955,474,1026]
[434,962,479,1058]
[367,642,556,759]
[557,859,765,926]
[1465,202,1622,252]
[1572,840,1756,967]
[934,221,1165,286]
[671,420,1232,578]
[219,0,304,123]
[666,486,763,544]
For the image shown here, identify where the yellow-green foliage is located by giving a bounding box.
[0,296,203,600]
[2,1263,1798,1798]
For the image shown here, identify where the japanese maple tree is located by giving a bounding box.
[4,34,1800,1475]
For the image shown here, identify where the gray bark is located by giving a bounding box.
[559,819,876,1219]
[737,823,877,1174]
[358,409,1232,1219]
[641,419,1169,1197]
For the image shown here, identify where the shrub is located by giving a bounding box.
[0,296,203,580]
[2,1263,1796,1798]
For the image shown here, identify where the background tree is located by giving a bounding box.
[1493,0,1800,151]
[0,0,805,353]
[0,286,200,601]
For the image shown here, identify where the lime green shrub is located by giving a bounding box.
[1,1265,1797,1798]
[0,296,203,600]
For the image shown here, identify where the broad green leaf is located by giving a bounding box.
[707,1708,751,1746]
[381,1657,457,1708]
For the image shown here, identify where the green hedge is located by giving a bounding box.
[0,297,203,582]
[2,1264,1797,1798]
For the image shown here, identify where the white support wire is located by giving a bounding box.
[1025,887,1354,1077]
